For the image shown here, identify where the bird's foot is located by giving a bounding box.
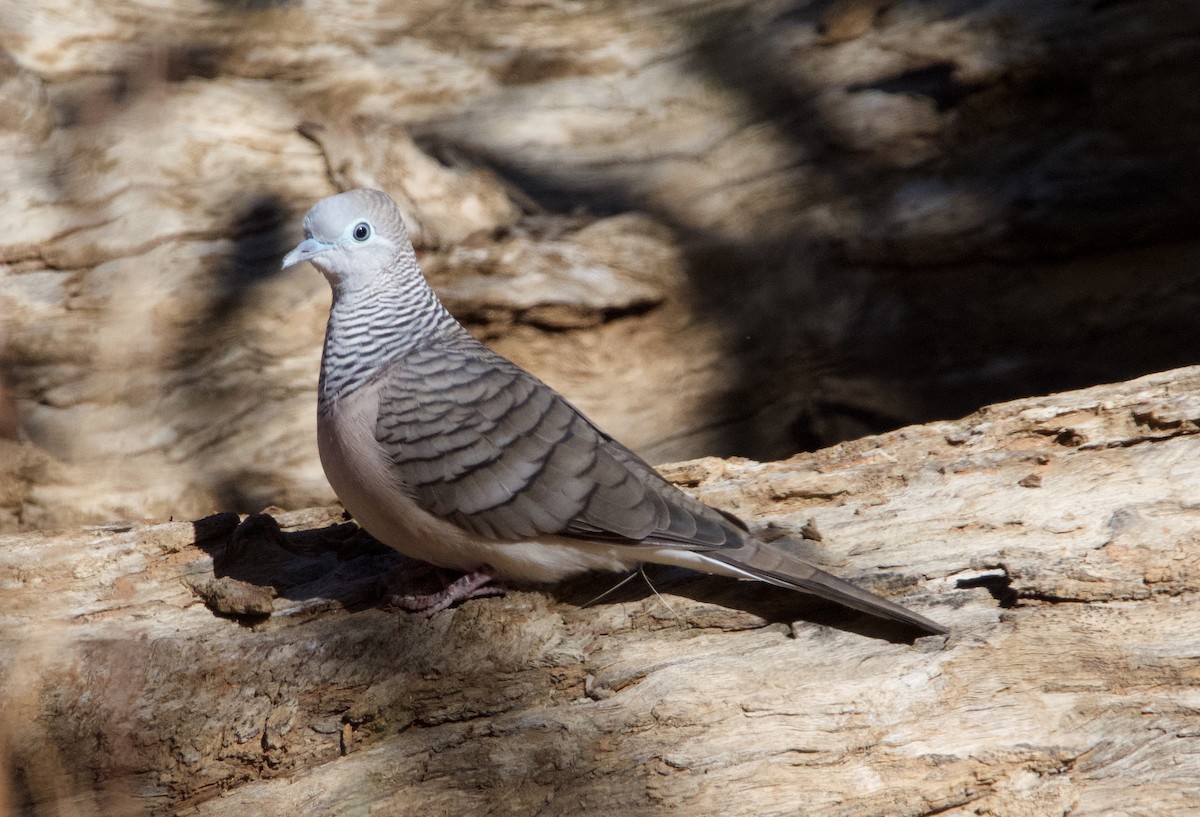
[389,567,505,615]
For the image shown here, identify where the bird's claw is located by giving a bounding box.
[389,567,505,616]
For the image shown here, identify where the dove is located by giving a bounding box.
[282,189,946,634]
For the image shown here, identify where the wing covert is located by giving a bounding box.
[374,338,747,550]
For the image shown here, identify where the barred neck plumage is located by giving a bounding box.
[318,257,460,412]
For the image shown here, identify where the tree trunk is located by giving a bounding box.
[4,367,1199,816]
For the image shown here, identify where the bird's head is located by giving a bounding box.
[282,189,413,291]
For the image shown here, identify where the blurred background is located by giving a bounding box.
[1,0,1198,532]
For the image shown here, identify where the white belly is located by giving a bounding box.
[316,384,641,583]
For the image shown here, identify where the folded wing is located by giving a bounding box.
[374,336,745,549]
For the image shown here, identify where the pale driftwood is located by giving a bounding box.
[4,367,1200,816]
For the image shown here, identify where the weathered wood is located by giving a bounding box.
[2,1,1198,812]
[3,0,1200,529]
[4,367,1200,816]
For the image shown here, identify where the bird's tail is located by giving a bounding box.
[698,540,948,635]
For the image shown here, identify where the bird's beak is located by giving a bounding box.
[281,237,330,270]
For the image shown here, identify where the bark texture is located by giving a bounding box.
[4,368,1200,816]
[2,0,1199,529]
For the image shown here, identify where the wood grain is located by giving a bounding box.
[4,368,1199,815]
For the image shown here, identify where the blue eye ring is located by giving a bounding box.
[352,222,371,242]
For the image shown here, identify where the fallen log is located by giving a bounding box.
[4,366,1200,816]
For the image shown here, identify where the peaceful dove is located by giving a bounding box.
[282,189,946,634]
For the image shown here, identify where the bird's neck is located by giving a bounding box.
[318,267,460,411]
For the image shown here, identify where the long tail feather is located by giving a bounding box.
[704,542,948,635]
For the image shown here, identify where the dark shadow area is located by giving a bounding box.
[414,0,1200,461]
[179,192,298,513]
[957,571,1018,609]
[191,512,402,616]
[847,61,988,112]
[660,0,1200,453]
[215,194,293,300]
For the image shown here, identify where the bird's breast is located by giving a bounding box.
[317,383,477,567]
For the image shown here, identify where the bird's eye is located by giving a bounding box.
[352,222,371,242]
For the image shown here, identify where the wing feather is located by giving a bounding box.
[374,337,749,549]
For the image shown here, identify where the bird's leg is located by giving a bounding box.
[389,566,506,615]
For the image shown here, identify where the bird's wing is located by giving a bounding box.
[373,337,948,635]
[373,339,744,548]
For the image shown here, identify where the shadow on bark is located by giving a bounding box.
[414,0,1200,460]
